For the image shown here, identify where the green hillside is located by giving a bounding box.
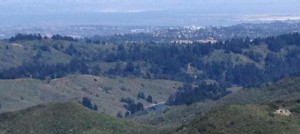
[0,31,300,134]
[0,74,181,116]
[0,102,160,134]
[219,76,300,105]
[133,76,300,126]
[175,100,300,134]
[1,77,300,134]
[0,40,72,70]
[2,33,300,89]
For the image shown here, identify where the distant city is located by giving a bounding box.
[1,20,300,42]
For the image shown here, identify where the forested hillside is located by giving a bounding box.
[1,33,300,104]
[2,33,300,82]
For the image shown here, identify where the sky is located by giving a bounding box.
[0,0,300,26]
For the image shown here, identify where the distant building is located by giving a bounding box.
[171,40,193,44]
[274,108,291,116]
[196,37,217,44]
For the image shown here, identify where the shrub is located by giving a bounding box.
[291,106,300,113]
[137,91,145,99]
[125,111,130,117]
[120,97,144,114]
[81,97,94,110]
[93,104,98,111]
[146,95,153,103]
[116,112,123,118]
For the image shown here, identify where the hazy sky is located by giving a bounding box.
[0,0,300,26]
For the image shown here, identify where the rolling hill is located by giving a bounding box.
[0,31,300,133]
[1,76,300,134]
[0,102,161,134]
[174,100,300,134]
[0,74,181,116]
[133,76,300,127]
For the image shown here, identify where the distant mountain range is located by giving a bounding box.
[1,11,300,26]
[1,0,300,26]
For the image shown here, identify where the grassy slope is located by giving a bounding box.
[133,77,300,127]
[0,40,71,70]
[0,40,182,115]
[220,77,300,105]
[0,74,181,115]
[0,102,160,134]
[1,77,300,134]
[175,100,300,134]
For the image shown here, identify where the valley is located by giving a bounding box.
[0,21,300,134]
[1,0,300,133]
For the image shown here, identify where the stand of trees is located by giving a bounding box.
[0,58,89,80]
[9,33,78,42]
[120,97,144,115]
[9,33,43,42]
[81,97,98,111]
[167,82,229,106]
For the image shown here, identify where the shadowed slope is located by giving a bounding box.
[0,102,159,134]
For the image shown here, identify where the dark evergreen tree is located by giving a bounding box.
[146,95,153,103]
[137,91,145,99]
[116,112,123,118]
[124,62,135,73]
[125,111,130,117]
[93,104,98,111]
[82,97,93,110]
[64,44,78,56]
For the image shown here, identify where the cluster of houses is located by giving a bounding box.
[171,37,217,44]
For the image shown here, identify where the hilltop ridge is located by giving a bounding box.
[0,101,160,134]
